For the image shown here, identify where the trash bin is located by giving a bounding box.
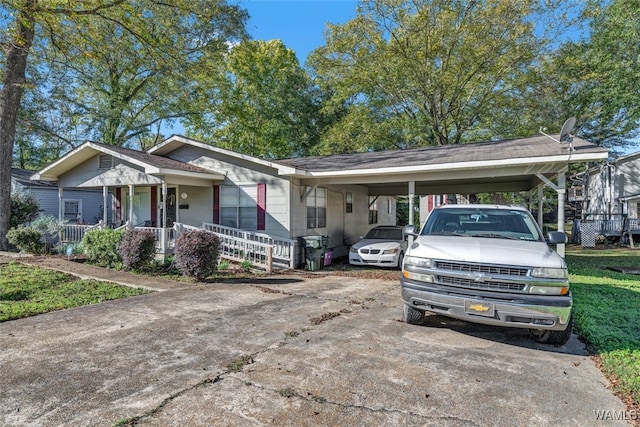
[300,235,328,271]
[323,250,333,266]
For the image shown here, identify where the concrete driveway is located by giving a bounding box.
[0,272,629,426]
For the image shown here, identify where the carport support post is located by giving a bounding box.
[408,181,415,225]
[557,172,566,258]
[538,185,544,227]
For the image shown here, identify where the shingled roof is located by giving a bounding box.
[275,135,608,173]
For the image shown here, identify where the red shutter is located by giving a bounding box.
[150,186,157,227]
[257,183,266,231]
[212,185,220,224]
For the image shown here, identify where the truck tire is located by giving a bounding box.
[529,314,573,346]
[403,304,424,325]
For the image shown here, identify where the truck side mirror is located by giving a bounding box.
[403,224,419,237]
[547,231,568,244]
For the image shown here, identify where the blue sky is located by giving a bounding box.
[239,0,359,64]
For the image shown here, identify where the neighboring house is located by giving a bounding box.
[12,168,111,224]
[585,151,640,219]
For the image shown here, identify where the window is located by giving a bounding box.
[368,196,378,224]
[306,187,326,228]
[63,199,82,222]
[345,192,353,213]
[219,185,265,230]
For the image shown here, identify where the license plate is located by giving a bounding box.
[464,300,495,317]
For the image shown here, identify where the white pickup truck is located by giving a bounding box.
[401,204,572,345]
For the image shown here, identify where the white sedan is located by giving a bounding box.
[349,225,407,268]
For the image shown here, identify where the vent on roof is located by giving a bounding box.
[99,154,113,169]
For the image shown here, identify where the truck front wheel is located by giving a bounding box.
[403,304,424,325]
[529,314,574,346]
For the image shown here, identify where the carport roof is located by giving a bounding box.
[277,135,607,173]
[275,134,609,195]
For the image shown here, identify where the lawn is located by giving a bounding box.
[0,261,149,322]
[566,247,640,408]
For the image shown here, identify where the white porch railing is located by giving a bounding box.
[201,222,297,269]
[61,222,103,243]
[174,223,278,272]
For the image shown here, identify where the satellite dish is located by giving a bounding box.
[539,117,577,151]
[559,117,576,142]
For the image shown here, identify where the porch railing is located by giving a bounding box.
[174,223,278,272]
[201,222,297,269]
[61,222,103,243]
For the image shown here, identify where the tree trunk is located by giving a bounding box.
[0,2,35,250]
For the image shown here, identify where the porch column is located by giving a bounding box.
[557,171,566,257]
[161,181,167,254]
[102,186,108,226]
[128,184,134,227]
[58,186,64,221]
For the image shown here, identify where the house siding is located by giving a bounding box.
[20,186,110,225]
[166,145,291,238]
[588,155,640,218]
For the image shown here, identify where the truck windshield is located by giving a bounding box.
[421,208,542,241]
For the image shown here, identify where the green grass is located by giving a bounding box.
[566,247,640,404]
[0,262,149,322]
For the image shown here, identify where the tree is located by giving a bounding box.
[541,0,640,152]
[185,39,320,159]
[308,0,566,154]
[0,0,248,250]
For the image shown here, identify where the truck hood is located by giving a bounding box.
[410,236,566,269]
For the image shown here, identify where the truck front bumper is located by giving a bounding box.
[401,278,572,331]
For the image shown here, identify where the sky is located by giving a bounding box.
[239,0,359,65]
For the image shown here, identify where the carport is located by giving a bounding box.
[277,134,609,256]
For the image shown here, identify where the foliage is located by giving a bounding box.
[6,226,43,254]
[30,215,67,253]
[0,1,248,251]
[567,248,640,403]
[186,39,320,158]
[119,229,157,271]
[10,192,40,228]
[0,262,148,322]
[174,230,220,280]
[308,0,568,153]
[81,228,124,268]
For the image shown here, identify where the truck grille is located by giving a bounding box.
[435,261,529,277]
[438,275,526,292]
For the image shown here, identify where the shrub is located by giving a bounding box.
[10,192,40,228]
[174,230,220,280]
[120,229,157,270]
[6,226,44,254]
[82,228,124,268]
[31,215,67,253]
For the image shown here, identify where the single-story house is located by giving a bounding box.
[31,133,608,266]
[12,167,111,224]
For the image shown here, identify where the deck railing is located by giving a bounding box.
[201,222,297,269]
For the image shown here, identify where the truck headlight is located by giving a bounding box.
[403,256,433,268]
[402,270,435,283]
[529,286,570,296]
[531,267,568,279]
